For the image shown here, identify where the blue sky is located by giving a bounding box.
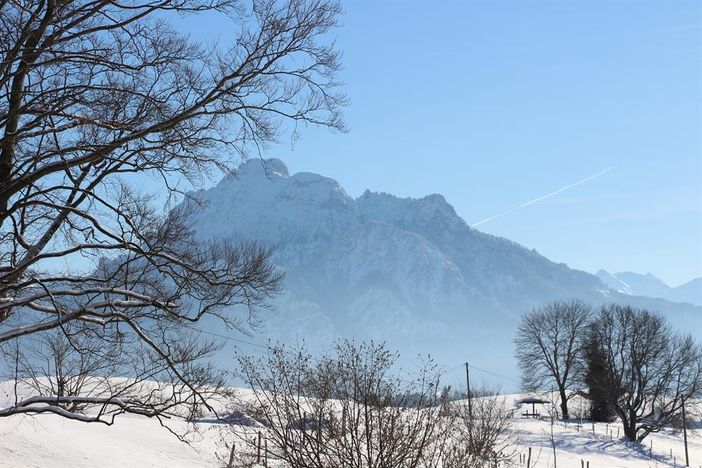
[185,1,702,286]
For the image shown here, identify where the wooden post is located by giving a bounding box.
[465,362,472,417]
[264,439,268,468]
[683,399,690,467]
[466,362,473,451]
[227,443,236,468]
[527,447,532,468]
[257,431,262,463]
[342,406,347,435]
[551,415,558,468]
[317,415,322,446]
[581,459,584,468]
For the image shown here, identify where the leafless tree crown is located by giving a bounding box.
[514,300,591,420]
[587,304,702,441]
[0,0,345,426]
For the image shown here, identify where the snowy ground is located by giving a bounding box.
[511,418,701,468]
[0,391,699,467]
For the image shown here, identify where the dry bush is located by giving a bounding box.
[221,342,518,468]
[224,340,454,468]
[443,390,516,468]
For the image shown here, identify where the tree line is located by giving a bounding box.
[514,300,702,442]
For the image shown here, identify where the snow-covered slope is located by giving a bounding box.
[597,270,702,307]
[596,270,635,295]
[0,387,699,468]
[596,271,671,298]
[179,159,702,381]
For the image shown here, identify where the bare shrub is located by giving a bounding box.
[224,340,456,468]
[443,389,516,468]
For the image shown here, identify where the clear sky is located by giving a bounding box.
[185,1,702,287]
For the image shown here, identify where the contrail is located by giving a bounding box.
[470,165,616,228]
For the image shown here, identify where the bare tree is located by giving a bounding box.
[443,389,516,468]
[0,0,345,427]
[226,340,455,468]
[1,328,120,414]
[0,322,226,432]
[587,304,702,442]
[514,300,591,419]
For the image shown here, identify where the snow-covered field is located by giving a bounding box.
[511,418,700,468]
[0,392,699,468]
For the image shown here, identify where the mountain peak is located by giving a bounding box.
[237,157,289,178]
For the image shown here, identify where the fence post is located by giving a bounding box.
[264,439,269,468]
[227,443,236,468]
[257,431,262,463]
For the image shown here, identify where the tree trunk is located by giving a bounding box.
[623,413,638,441]
[559,388,569,420]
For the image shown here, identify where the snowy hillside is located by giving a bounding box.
[179,158,702,382]
[0,387,698,468]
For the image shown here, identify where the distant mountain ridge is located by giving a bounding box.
[178,158,702,383]
[596,270,702,307]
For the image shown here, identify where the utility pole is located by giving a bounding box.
[465,362,473,418]
[682,398,689,467]
[466,362,473,450]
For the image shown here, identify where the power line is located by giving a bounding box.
[443,361,520,385]
[184,324,269,350]
[467,363,521,384]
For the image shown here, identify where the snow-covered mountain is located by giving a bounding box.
[596,270,702,307]
[179,159,702,383]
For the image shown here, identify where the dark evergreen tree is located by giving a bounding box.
[583,331,616,422]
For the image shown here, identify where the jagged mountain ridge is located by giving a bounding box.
[179,159,702,382]
[185,158,603,309]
